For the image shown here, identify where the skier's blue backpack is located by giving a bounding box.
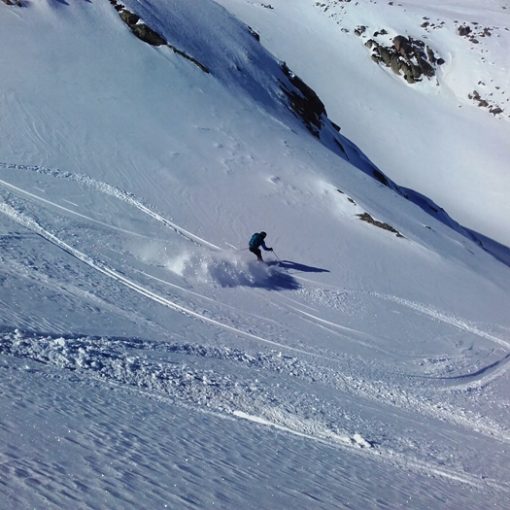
[249,233,261,249]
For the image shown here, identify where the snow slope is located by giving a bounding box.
[0,0,509,508]
[217,0,510,247]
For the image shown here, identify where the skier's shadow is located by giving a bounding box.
[214,260,329,291]
[271,260,330,273]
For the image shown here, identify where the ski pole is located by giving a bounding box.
[272,249,281,261]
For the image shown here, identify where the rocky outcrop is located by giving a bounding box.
[357,212,404,238]
[366,34,443,84]
[336,190,404,239]
[119,10,140,27]
[279,62,326,137]
[457,23,493,44]
[112,1,168,47]
[131,24,167,46]
[109,0,209,73]
[458,25,472,36]
[248,26,260,42]
[468,90,504,115]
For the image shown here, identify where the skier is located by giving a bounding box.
[248,231,273,262]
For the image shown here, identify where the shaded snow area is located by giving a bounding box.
[1,1,509,509]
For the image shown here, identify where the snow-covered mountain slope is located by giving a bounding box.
[1,1,509,508]
[217,0,510,248]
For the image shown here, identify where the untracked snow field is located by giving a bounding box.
[1,1,509,509]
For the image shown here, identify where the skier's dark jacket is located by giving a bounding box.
[249,232,270,251]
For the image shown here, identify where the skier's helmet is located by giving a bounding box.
[260,231,267,238]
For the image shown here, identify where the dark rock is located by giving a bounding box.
[468,90,503,116]
[393,35,411,55]
[119,10,140,26]
[131,23,167,46]
[379,47,392,65]
[426,46,436,64]
[357,212,404,238]
[399,62,413,82]
[280,62,326,137]
[417,58,434,77]
[411,65,423,81]
[248,27,260,41]
[372,169,389,186]
[331,121,341,132]
[404,73,415,84]
[113,4,209,73]
[168,45,210,73]
[458,25,472,36]
[367,33,443,85]
[117,8,165,46]
[354,25,367,36]
[390,55,401,74]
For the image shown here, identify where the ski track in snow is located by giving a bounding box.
[0,191,320,358]
[405,352,510,393]
[284,303,395,355]
[0,177,152,239]
[1,173,509,450]
[0,168,335,360]
[132,266,299,334]
[375,293,510,350]
[5,163,506,358]
[1,329,508,495]
[2,164,510,498]
[374,293,510,390]
[0,162,221,250]
[2,1,510,505]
